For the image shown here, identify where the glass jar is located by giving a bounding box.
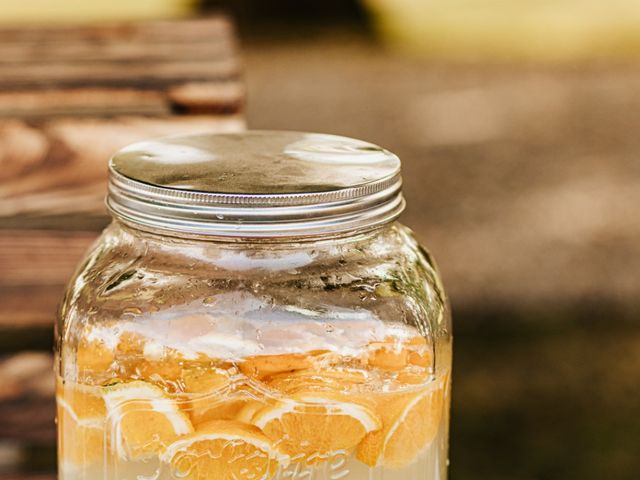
[55,131,452,480]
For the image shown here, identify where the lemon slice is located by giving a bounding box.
[179,367,238,425]
[356,378,445,468]
[239,353,316,379]
[251,391,381,464]
[267,368,367,395]
[368,335,432,371]
[103,381,193,460]
[163,420,289,480]
[58,403,105,467]
[58,380,107,418]
[57,383,106,467]
[236,400,266,423]
[118,332,208,389]
[75,338,116,381]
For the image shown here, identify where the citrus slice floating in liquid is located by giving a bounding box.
[57,382,106,466]
[367,335,432,371]
[267,367,368,395]
[75,338,116,381]
[102,380,193,460]
[179,366,235,424]
[251,391,381,464]
[356,378,445,469]
[163,419,289,480]
[239,352,316,379]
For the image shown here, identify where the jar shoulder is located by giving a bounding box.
[60,222,448,336]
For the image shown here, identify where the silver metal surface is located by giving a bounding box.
[107,131,405,237]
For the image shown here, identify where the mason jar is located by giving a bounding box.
[55,131,452,480]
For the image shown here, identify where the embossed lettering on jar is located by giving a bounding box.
[56,131,452,480]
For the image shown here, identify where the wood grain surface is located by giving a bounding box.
[0,115,243,218]
[0,18,245,465]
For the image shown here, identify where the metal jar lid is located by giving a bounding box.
[107,130,405,238]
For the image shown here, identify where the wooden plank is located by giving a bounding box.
[0,58,241,90]
[0,17,234,44]
[0,17,242,117]
[1,394,55,442]
[0,38,235,64]
[0,16,246,461]
[0,213,108,231]
[2,475,56,480]
[0,16,246,335]
[0,231,97,287]
[0,322,53,352]
[0,83,243,119]
[0,88,167,118]
[0,352,56,443]
[0,231,97,334]
[0,115,244,331]
[168,82,244,115]
[0,352,54,401]
[0,115,244,218]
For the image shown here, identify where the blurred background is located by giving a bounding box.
[1,1,639,479]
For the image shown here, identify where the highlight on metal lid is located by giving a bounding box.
[107,130,405,237]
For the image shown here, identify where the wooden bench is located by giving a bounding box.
[0,16,244,476]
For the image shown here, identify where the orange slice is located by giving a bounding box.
[134,357,186,387]
[189,397,249,425]
[162,420,289,480]
[406,336,433,368]
[58,380,107,419]
[115,331,146,357]
[251,391,381,464]
[179,367,238,425]
[236,400,266,424]
[114,333,222,391]
[76,338,115,380]
[239,353,316,379]
[356,379,445,468]
[368,339,409,371]
[368,335,432,371]
[267,367,367,396]
[181,367,231,393]
[102,381,193,460]
[57,406,105,467]
[126,337,196,388]
[57,383,106,466]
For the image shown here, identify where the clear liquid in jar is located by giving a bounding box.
[57,316,450,480]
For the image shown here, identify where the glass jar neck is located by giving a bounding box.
[113,217,396,248]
